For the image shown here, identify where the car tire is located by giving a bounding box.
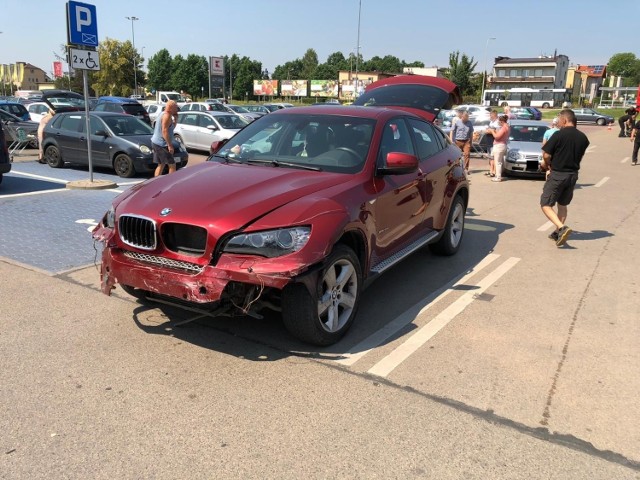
[596,118,606,126]
[429,195,466,256]
[282,244,361,346]
[45,145,64,168]
[501,102,508,107]
[113,153,136,178]
[542,103,550,109]
[174,134,186,151]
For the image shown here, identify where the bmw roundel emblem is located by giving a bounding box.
[160,208,172,216]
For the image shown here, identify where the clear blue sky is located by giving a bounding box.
[1,0,637,77]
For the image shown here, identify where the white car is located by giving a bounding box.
[455,104,492,120]
[145,103,166,127]
[173,111,249,151]
[27,102,52,122]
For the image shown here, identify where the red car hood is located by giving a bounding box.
[117,162,351,233]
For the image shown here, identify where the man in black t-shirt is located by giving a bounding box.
[540,109,590,246]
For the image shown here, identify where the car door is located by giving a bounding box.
[52,114,84,162]
[407,118,454,232]
[574,109,587,122]
[196,113,220,150]
[176,112,199,148]
[370,118,426,256]
[80,114,111,167]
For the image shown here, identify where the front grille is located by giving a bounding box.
[123,250,204,274]
[523,154,541,161]
[161,223,208,256]
[119,214,157,250]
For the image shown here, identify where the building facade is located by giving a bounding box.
[1,62,50,93]
[487,54,570,90]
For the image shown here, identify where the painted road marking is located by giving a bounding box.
[537,221,554,232]
[334,253,501,367]
[621,157,629,164]
[594,177,609,188]
[0,189,70,199]
[367,257,521,378]
[7,170,69,184]
[585,146,597,154]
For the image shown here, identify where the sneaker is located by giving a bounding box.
[491,177,502,182]
[555,225,572,246]
[548,230,559,241]
[633,161,638,166]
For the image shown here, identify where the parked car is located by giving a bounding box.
[41,111,188,177]
[0,100,30,121]
[180,102,231,114]
[0,109,39,145]
[226,104,262,121]
[509,107,536,120]
[173,111,248,151]
[262,104,286,112]
[572,108,614,126]
[0,121,10,184]
[244,105,271,115]
[94,100,151,125]
[453,104,492,120]
[504,120,549,177]
[92,76,468,346]
[27,102,52,123]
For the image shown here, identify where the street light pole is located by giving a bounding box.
[481,37,496,105]
[126,16,139,96]
[355,0,361,97]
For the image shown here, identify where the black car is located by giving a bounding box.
[0,109,39,147]
[0,121,10,184]
[94,101,151,125]
[41,111,188,178]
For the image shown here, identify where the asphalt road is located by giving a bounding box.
[1,128,639,479]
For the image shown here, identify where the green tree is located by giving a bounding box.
[607,52,640,86]
[301,48,319,79]
[272,60,303,80]
[169,54,185,92]
[170,54,208,99]
[92,38,141,96]
[231,57,263,100]
[147,48,173,92]
[444,51,478,96]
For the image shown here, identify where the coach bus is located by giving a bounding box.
[483,88,571,108]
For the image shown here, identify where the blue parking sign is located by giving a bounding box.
[67,1,98,47]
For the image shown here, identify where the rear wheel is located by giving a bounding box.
[429,195,466,256]
[542,102,550,109]
[596,118,606,126]
[501,102,508,107]
[282,244,361,346]
[114,153,135,178]
[45,145,64,168]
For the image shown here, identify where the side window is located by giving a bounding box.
[58,115,83,132]
[199,114,215,128]
[408,119,442,159]
[182,114,198,126]
[379,119,414,163]
[88,116,104,135]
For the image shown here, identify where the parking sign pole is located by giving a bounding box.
[82,68,94,182]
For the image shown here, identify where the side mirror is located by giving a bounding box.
[94,130,109,137]
[206,125,219,131]
[210,138,229,154]
[377,152,419,176]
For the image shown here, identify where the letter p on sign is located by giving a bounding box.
[75,6,91,31]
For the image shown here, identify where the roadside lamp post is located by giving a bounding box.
[126,16,139,96]
[354,0,362,97]
[481,37,496,105]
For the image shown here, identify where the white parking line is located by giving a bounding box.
[0,188,70,199]
[334,253,501,367]
[8,170,69,184]
[537,221,554,232]
[585,145,597,154]
[594,177,609,188]
[621,157,629,164]
[367,256,521,378]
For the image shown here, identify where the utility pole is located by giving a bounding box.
[126,16,139,96]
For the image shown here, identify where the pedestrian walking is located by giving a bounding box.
[483,110,499,173]
[151,100,179,177]
[489,114,509,182]
[540,109,590,246]
[619,107,637,138]
[631,116,640,166]
[450,110,473,174]
[37,108,55,163]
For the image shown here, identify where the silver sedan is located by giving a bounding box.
[173,111,249,152]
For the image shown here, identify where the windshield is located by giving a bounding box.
[509,125,548,143]
[102,115,153,136]
[229,105,250,113]
[214,114,375,174]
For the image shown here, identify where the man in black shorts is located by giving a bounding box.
[540,109,590,247]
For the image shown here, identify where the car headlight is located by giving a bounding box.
[223,226,311,258]
[104,205,116,228]
[139,144,152,154]
[507,149,520,162]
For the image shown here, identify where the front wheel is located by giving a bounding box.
[429,195,466,256]
[113,153,135,178]
[282,244,362,346]
[542,102,550,109]
[596,118,606,126]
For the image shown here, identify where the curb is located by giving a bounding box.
[66,179,118,190]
